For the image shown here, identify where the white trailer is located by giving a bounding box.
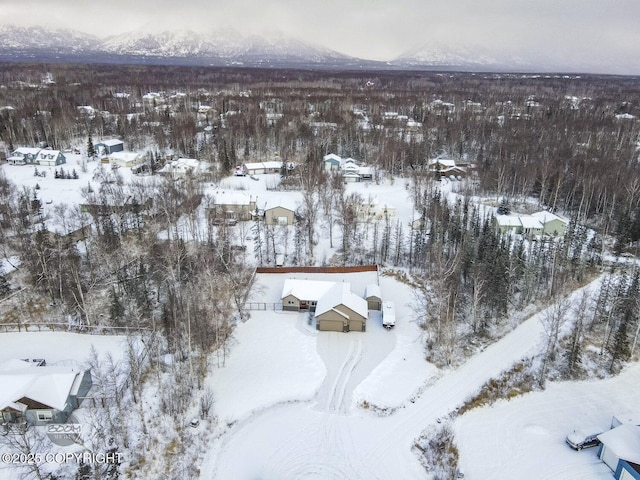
[382,301,396,329]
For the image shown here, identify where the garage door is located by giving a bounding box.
[319,319,344,332]
[620,467,635,480]
[349,319,365,332]
[600,446,620,472]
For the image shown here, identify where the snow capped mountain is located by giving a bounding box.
[100,29,352,64]
[392,39,531,71]
[0,25,99,54]
[0,25,354,67]
[100,30,241,58]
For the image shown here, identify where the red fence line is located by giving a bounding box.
[255,265,378,274]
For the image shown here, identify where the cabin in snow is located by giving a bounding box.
[0,359,92,426]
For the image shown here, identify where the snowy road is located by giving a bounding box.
[204,278,608,480]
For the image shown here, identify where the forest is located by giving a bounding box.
[0,62,639,479]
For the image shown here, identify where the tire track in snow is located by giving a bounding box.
[332,338,363,413]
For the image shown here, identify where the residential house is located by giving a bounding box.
[428,158,466,178]
[242,161,283,175]
[158,158,209,178]
[495,211,568,237]
[94,139,124,156]
[343,172,361,183]
[323,153,342,172]
[208,191,257,222]
[519,216,544,236]
[496,215,522,234]
[322,153,374,181]
[0,359,92,426]
[315,282,368,332]
[531,211,568,236]
[37,149,66,166]
[108,151,143,168]
[597,424,640,477]
[361,197,396,220]
[7,147,41,165]
[281,279,336,312]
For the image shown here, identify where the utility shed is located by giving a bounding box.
[598,424,640,473]
[365,284,382,310]
[315,283,368,332]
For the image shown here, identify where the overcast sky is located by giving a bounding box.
[2,0,640,71]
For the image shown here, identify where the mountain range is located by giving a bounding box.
[0,25,371,69]
[0,25,636,74]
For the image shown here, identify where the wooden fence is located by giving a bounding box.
[255,265,378,274]
[0,323,150,335]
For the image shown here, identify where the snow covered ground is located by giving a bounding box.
[0,331,127,365]
[455,363,640,479]
[206,310,325,423]
[199,275,625,480]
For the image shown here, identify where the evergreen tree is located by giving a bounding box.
[609,312,631,373]
[497,197,511,215]
[563,317,583,378]
[87,134,96,158]
[109,286,125,325]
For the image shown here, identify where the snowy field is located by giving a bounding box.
[198,275,625,480]
[455,363,640,480]
[0,331,128,366]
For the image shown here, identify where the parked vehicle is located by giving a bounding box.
[382,301,396,329]
[566,429,602,450]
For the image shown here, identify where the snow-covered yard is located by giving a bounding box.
[455,363,640,479]
[198,274,630,480]
[0,331,127,365]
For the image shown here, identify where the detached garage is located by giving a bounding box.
[598,425,640,475]
[365,284,381,310]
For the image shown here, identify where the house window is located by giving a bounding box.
[37,411,53,421]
